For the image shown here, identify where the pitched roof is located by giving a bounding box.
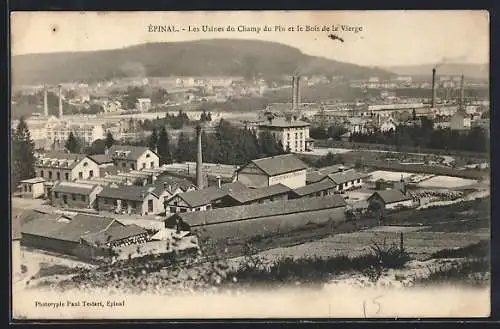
[21,213,118,242]
[156,175,196,192]
[98,185,159,201]
[88,154,114,165]
[244,154,308,176]
[35,152,89,169]
[225,183,291,204]
[108,145,156,161]
[169,195,346,227]
[81,224,147,245]
[258,117,310,128]
[172,182,248,208]
[306,164,353,183]
[291,179,337,197]
[321,170,367,185]
[369,189,412,204]
[52,181,97,195]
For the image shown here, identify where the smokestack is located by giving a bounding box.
[460,74,465,111]
[216,175,221,189]
[295,75,301,110]
[58,85,63,118]
[43,87,48,116]
[431,68,436,108]
[291,75,297,111]
[195,125,203,189]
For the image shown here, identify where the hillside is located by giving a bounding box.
[384,63,489,80]
[12,39,395,86]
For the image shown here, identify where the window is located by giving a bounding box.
[40,171,44,178]
[295,132,298,139]
[131,164,135,170]
[72,194,76,201]
[148,199,154,212]
[146,153,150,158]
[56,172,61,180]
[89,170,94,178]
[142,163,146,169]
[49,171,53,179]
[28,185,32,192]
[65,173,69,180]
[357,179,361,183]
[131,201,136,208]
[170,207,177,213]
[78,172,83,179]
[81,195,85,202]
[180,208,187,213]
[150,162,154,168]
[83,162,88,167]
[54,192,59,198]
[195,207,200,212]
[287,133,290,139]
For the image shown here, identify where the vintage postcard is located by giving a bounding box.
[10,10,490,320]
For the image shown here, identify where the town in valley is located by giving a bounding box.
[11,26,490,304]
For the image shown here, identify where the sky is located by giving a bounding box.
[10,11,489,67]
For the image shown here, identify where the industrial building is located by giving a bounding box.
[257,117,311,153]
[236,154,308,189]
[51,181,103,209]
[18,177,46,199]
[108,145,160,170]
[34,152,101,182]
[96,185,163,216]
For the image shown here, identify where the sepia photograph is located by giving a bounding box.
[10,10,490,319]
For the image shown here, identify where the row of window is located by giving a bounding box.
[40,170,93,180]
[53,192,86,202]
[118,161,156,170]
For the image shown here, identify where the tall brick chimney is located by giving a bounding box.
[58,85,63,118]
[295,75,301,110]
[43,87,48,116]
[195,124,203,189]
[431,68,436,108]
[291,75,297,111]
[460,74,465,111]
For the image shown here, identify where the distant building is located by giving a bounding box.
[380,118,397,132]
[450,110,472,131]
[108,145,159,170]
[18,177,46,199]
[51,181,103,209]
[136,98,152,112]
[34,152,101,182]
[367,178,413,211]
[318,169,366,192]
[258,117,311,153]
[216,183,291,207]
[289,179,337,199]
[236,154,308,189]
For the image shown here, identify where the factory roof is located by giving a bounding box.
[98,185,159,201]
[241,154,308,177]
[21,213,119,243]
[88,154,114,165]
[108,145,157,161]
[258,117,310,128]
[20,177,46,184]
[368,189,412,204]
[35,152,90,169]
[168,195,346,227]
[156,175,196,192]
[52,181,98,195]
[291,179,337,197]
[171,182,248,208]
[81,224,147,246]
[321,170,367,185]
[306,165,352,183]
[225,183,291,204]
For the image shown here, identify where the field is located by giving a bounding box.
[367,170,419,182]
[298,148,353,156]
[416,176,478,189]
[242,229,489,262]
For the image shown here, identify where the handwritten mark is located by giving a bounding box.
[328,34,344,43]
[362,295,385,318]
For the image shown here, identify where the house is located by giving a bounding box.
[257,117,311,153]
[165,182,248,214]
[34,152,101,182]
[319,169,366,192]
[306,164,353,184]
[216,183,291,207]
[18,177,46,199]
[20,213,147,258]
[96,185,163,216]
[108,145,159,170]
[289,179,337,199]
[450,110,472,131]
[379,118,397,132]
[367,189,413,211]
[51,181,103,209]
[136,98,152,112]
[165,195,347,245]
[236,154,308,189]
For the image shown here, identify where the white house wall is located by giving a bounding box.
[268,169,306,189]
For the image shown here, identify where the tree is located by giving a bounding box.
[11,117,36,189]
[157,127,173,165]
[65,132,81,153]
[258,130,284,156]
[412,109,417,120]
[105,132,115,149]
[148,128,158,151]
[175,132,194,162]
[84,139,106,155]
[151,88,169,105]
[206,112,212,122]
